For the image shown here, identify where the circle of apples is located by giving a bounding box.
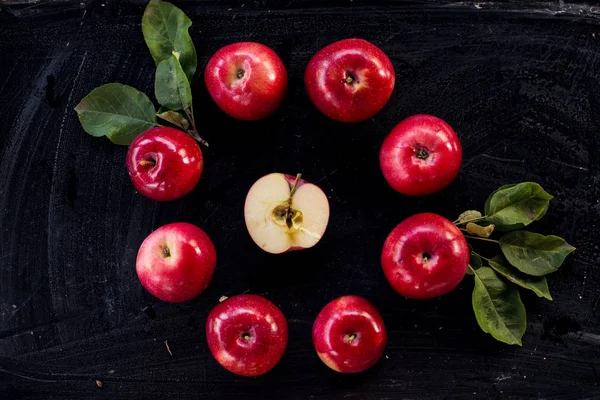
[75,0,576,378]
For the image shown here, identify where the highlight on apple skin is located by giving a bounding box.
[136,222,217,303]
[126,127,204,202]
[381,213,469,299]
[244,172,330,254]
[206,294,288,377]
[380,114,462,196]
[312,295,387,373]
[305,38,395,123]
[204,42,288,120]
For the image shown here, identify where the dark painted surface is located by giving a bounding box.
[1,1,599,398]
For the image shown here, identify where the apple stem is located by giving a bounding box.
[347,334,356,343]
[289,173,302,198]
[139,160,155,167]
[462,234,499,244]
[184,106,210,147]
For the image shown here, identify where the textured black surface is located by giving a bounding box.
[1,1,600,399]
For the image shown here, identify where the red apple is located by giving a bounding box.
[244,173,330,254]
[380,114,462,196]
[126,127,203,202]
[204,42,288,120]
[136,222,216,302]
[304,38,395,123]
[382,213,469,299]
[312,295,387,373]
[206,294,288,377]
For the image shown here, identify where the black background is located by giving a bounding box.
[1,0,599,398]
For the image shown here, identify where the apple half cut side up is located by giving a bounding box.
[244,173,330,254]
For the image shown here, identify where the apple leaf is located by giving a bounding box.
[156,109,189,131]
[472,267,526,346]
[155,53,192,111]
[487,255,552,300]
[142,0,197,82]
[484,182,553,231]
[74,83,157,145]
[499,231,575,276]
[457,210,483,224]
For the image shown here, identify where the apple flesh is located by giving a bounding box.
[206,294,288,376]
[204,42,288,120]
[382,213,469,299]
[312,295,387,373]
[126,127,203,201]
[304,38,395,123]
[136,222,216,303]
[380,114,462,196]
[244,173,330,254]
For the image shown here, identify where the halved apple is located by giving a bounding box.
[244,173,330,254]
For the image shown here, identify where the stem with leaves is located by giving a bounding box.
[456,182,575,346]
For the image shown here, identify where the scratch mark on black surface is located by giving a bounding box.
[0,368,58,383]
[315,165,342,204]
[5,281,44,323]
[479,154,525,164]
[0,246,26,260]
[548,158,589,171]
[0,56,21,97]
[438,75,455,99]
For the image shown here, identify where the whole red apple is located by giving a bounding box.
[136,222,216,303]
[312,295,387,373]
[126,127,203,201]
[304,38,395,123]
[206,294,288,376]
[204,42,288,120]
[382,213,469,299]
[380,114,462,196]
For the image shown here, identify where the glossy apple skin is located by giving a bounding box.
[206,294,288,377]
[380,114,462,196]
[312,295,387,373]
[382,213,469,299]
[304,38,395,123]
[136,222,216,303]
[126,127,203,202]
[204,42,288,120]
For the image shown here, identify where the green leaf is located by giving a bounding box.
[499,231,576,276]
[484,182,553,231]
[484,184,515,215]
[74,83,156,145]
[487,255,552,300]
[142,0,197,82]
[457,210,483,224]
[472,267,527,346]
[155,53,192,110]
[156,109,189,131]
